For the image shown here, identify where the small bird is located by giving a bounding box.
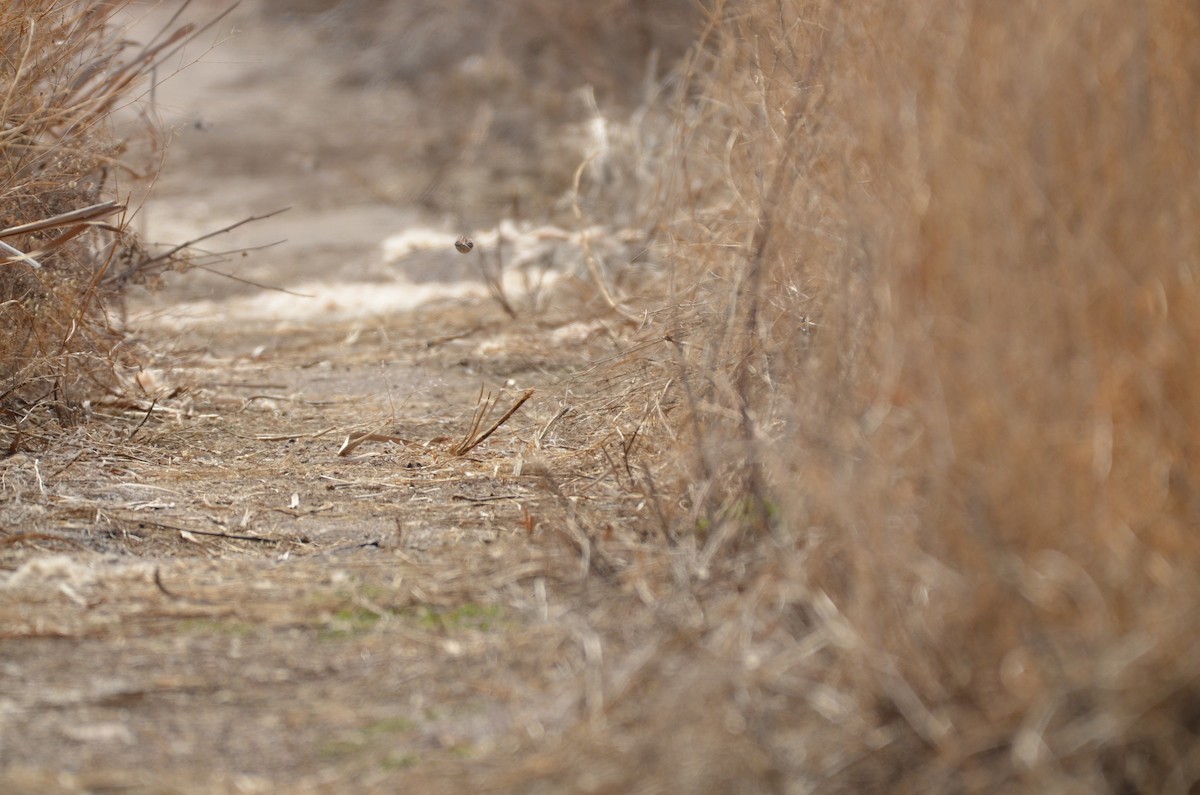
[454,236,474,254]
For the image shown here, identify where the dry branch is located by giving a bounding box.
[337,430,414,457]
[0,201,124,241]
[452,388,535,456]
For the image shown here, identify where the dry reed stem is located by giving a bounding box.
[452,388,535,457]
[570,152,641,324]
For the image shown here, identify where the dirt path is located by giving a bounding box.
[1,5,647,791]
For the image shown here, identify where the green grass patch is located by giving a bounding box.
[318,738,366,759]
[316,599,507,640]
[381,753,420,770]
[175,617,255,637]
[414,603,504,632]
[318,605,386,639]
[319,716,417,760]
[364,716,416,736]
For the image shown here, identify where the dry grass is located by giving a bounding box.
[416,0,1200,791]
[0,1,208,426]
[5,0,1199,792]
[590,0,1200,792]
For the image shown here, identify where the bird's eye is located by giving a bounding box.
[455,236,474,254]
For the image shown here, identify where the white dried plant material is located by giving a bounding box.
[130,218,646,327]
[381,220,619,268]
[61,721,135,745]
[1,555,98,591]
[474,339,506,356]
[0,240,43,269]
[380,228,458,261]
[133,367,170,394]
[137,281,486,328]
[550,320,604,345]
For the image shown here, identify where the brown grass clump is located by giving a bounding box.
[0,1,195,423]
[632,0,1200,791]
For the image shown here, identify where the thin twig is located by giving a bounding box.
[128,397,158,441]
[536,406,572,446]
[337,429,414,457]
[0,200,123,240]
[48,450,86,479]
[452,388,535,456]
[130,518,286,544]
[191,263,313,297]
[153,568,181,599]
[571,153,641,323]
[0,240,42,269]
[136,207,290,269]
[453,384,491,454]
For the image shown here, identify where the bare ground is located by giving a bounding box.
[1,4,663,791]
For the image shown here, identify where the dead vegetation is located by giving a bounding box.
[0,1,223,431]
[579,0,1200,792]
[3,0,1199,792]
[258,0,697,222]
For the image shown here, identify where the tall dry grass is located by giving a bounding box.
[650,0,1200,791]
[0,1,195,422]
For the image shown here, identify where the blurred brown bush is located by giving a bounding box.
[661,0,1200,790]
[253,0,698,218]
[0,1,169,420]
